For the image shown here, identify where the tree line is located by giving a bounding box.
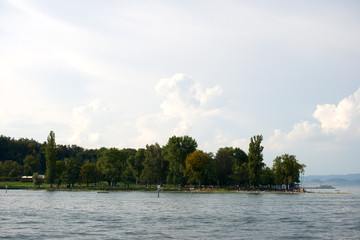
[0,132,305,189]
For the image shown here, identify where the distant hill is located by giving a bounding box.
[303,174,360,186]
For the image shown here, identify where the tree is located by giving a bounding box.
[0,160,23,179]
[184,150,216,188]
[32,172,44,188]
[80,161,100,187]
[281,154,303,190]
[97,148,126,186]
[62,157,81,188]
[260,167,274,187]
[272,156,283,186]
[55,160,66,187]
[164,136,197,186]
[272,154,305,190]
[232,162,249,187]
[248,135,264,187]
[45,131,57,187]
[140,143,167,185]
[215,148,234,186]
[126,148,145,184]
[23,155,41,176]
[121,165,136,188]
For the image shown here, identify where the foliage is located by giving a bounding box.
[55,160,66,187]
[32,172,44,188]
[45,131,57,187]
[0,133,306,190]
[80,161,100,187]
[1,160,23,178]
[164,136,197,186]
[184,150,216,187]
[126,148,145,184]
[248,135,264,187]
[215,148,234,186]
[62,157,81,188]
[23,155,41,176]
[140,143,167,184]
[272,154,305,189]
[232,162,249,187]
[97,148,126,186]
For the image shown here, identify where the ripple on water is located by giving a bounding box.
[2,190,360,239]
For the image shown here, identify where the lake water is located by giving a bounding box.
[1,188,360,239]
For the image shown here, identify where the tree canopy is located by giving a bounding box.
[0,133,306,190]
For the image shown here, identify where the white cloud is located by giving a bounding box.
[266,122,320,151]
[267,88,360,152]
[154,73,222,135]
[313,88,360,134]
[69,99,111,147]
[130,73,223,147]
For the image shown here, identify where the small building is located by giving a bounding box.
[21,176,33,182]
[21,175,45,182]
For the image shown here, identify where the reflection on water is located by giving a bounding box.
[1,189,360,239]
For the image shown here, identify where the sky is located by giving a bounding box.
[1,0,360,175]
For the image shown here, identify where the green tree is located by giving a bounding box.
[232,162,249,187]
[260,167,274,186]
[62,157,81,188]
[164,136,197,186]
[140,143,167,185]
[97,148,126,186]
[32,172,44,188]
[272,154,305,190]
[45,131,57,187]
[248,135,264,187]
[272,156,283,186]
[0,160,23,179]
[80,161,100,187]
[121,165,136,188]
[281,154,303,190]
[23,155,41,176]
[215,148,234,186]
[55,160,66,187]
[126,148,145,184]
[184,150,216,188]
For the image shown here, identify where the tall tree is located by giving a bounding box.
[23,155,41,176]
[232,162,249,187]
[140,143,167,185]
[45,131,57,187]
[184,150,216,188]
[215,148,234,186]
[97,148,126,186]
[272,154,305,190]
[127,148,145,184]
[62,157,81,188]
[281,154,303,190]
[248,135,264,187]
[260,167,275,187]
[80,161,100,187]
[55,160,66,187]
[272,156,283,186]
[164,136,197,186]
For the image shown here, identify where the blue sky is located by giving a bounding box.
[1,0,360,175]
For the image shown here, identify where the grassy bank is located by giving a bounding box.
[0,181,310,193]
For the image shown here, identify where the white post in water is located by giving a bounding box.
[6,185,7,194]
[157,185,160,198]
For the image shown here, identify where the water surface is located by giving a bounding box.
[1,189,360,239]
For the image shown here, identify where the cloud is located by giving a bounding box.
[131,73,223,146]
[313,88,360,134]
[266,87,360,152]
[69,100,112,147]
[154,73,222,135]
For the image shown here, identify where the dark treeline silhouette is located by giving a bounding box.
[0,133,305,189]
